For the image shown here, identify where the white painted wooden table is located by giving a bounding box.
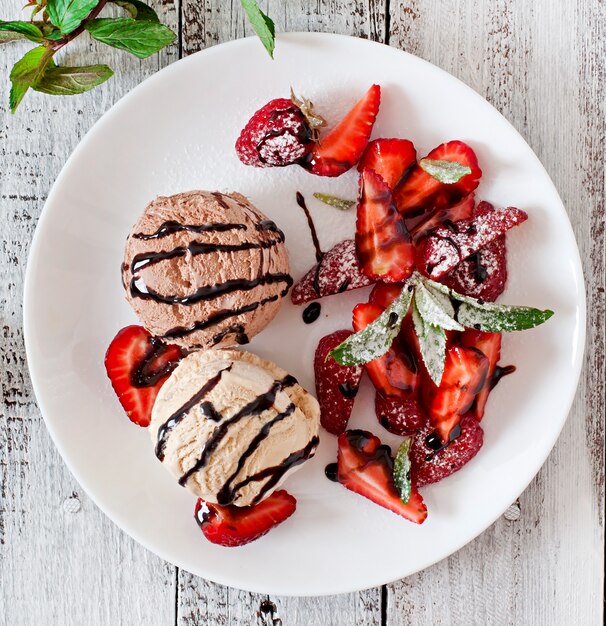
[1,1,604,624]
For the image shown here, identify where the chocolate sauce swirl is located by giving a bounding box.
[130,337,185,388]
[133,221,246,240]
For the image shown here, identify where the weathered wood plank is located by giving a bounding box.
[387,1,605,624]
[0,2,181,625]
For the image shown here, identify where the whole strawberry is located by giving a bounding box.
[236,93,325,167]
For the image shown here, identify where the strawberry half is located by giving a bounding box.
[194,490,297,547]
[415,202,527,279]
[410,416,484,486]
[394,141,482,216]
[356,168,415,283]
[357,138,417,190]
[291,239,374,305]
[427,346,489,442]
[410,193,475,242]
[461,330,502,420]
[337,430,427,523]
[315,330,364,435]
[302,85,381,177]
[105,325,185,427]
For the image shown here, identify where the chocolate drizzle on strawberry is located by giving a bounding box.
[490,364,516,389]
[424,424,462,461]
[338,381,359,399]
[130,337,186,388]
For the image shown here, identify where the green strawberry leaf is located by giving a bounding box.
[240,0,275,59]
[456,301,554,332]
[33,64,113,95]
[393,437,413,505]
[329,283,415,366]
[412,300,446,385]
[46,0,101,35]
[9,46,54,113]
[0,21,44,43]
[420,158,472,184]
[313,193,355,210]
[85,18,176,58]
[111,0,160,22]
[415,281,464,331]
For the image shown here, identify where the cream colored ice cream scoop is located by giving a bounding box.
[149,348,320,507]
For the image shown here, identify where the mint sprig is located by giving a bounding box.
[329,271,554,385]
[313,193,355,211]
[393,437,413,505]
[240,0,276,58]
[420,158,472,184]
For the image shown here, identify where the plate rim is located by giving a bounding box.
[23,31,586,596]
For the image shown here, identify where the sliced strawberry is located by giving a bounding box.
[461,330,502,420]
[315,330,364,435]
[352,303,418,398]
[375,393,425,435]
[194,490,297,547]
[394,141,482,216]
[427,346,489,442]
[410,416,484,486]
[369,282,404,309]
[302,85,381,177]
[410,193,475,242]
[291,239,374,305]
[356,168,415,283]
[357,138,417,190]
[105,325,185,427]
[416,202,527,279]
[337,430,427,523]
[441,235,507,301]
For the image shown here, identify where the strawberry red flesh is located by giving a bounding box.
[394,140,482,216]
[410,193,475,242]
[315,330,364,435]
[369,282,404,309]
[356,168,415,283]
[337,430,427,523]
[427,346,489,442]
[357,138,417,190]
[302,85,381,177]
[415,202,527,279]
[195,490,297,547]
[105,325,185,427]
[291,239,374,305]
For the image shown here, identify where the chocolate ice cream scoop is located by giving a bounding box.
[122,191,292,349]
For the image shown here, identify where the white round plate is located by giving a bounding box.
[24,33,585,596]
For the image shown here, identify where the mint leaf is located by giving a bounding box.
[420,158,472,184]
[313,193,355,211]
[329,284,415,366]
[33,64,113,95]
[111,0,160,22]
[412,300,446,385]
[393,437,413,505]
[9,46,54,113]
[456,301,554,333]
[85,18,176,58]
[46,0,101,35]
[0,21,43,43]
[240,0,275,58]
[415,281,464,331]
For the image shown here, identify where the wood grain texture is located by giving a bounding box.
[0,1,603,625]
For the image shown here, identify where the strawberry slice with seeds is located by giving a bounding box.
[410,416,484,486]
[302,85,381,177]
[460,330,502,420]
[194,490,297,547]
[357,138,417,190]
[375,393,426,436]
[410,193,475,242]
[105,325,185,427]
[394,141,482,216]
[441,235,508,301]
[369,282,404,309]
[416,202,527,279]
[427,346,489,442]
[337,430,427,523]
[291,239,374,305]
[356,168,415,283]
[315,330,364,435]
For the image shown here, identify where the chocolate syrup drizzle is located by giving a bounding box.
[295,192,325,295]
[211,325,249,346]
[133,220,246,240]
[130,337,186,388]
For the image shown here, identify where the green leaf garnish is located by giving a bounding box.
[414,281,464,331]
[240,0,275,59]
[313,193,355,211]
[329,284,415,366]
[0,20,44,43]
[420,158,472,184]
[9,46,54,113]
[412,300,446,385]
[393,437,413,505]
[85,18,176,59]
[111,0,160,22]
[46,0,101,35]
[456,301,554,333]
[33,64,113,95]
